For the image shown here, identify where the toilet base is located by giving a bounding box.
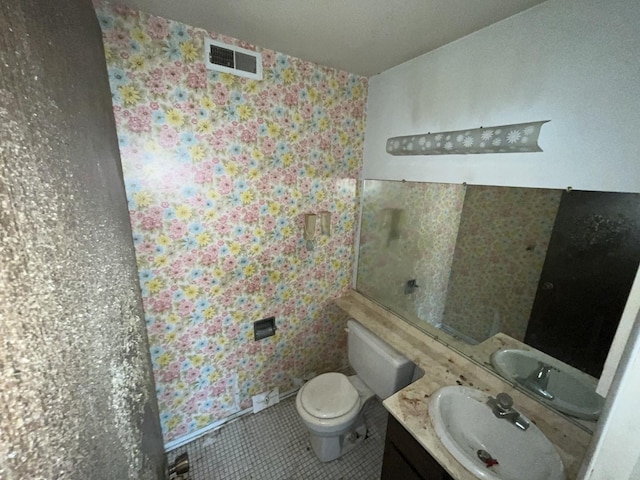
[309,414,368,462]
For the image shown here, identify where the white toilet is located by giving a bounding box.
[295,319,416,462]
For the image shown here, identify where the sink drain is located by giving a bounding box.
[477,449,499,468]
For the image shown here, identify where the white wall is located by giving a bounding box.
[363,0,640,193]
[580,307,640,480]
[598,269,640,396]
[362,0,640,477]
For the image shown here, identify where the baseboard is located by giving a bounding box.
[164,387,300,452]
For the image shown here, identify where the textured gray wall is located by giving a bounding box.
[0,0,166,478]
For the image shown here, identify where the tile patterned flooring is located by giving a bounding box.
[168,395,388,480]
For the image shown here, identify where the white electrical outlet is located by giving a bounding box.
[251,388,280,414]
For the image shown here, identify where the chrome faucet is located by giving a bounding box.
[487,393,530,431]
[517,362,555,400]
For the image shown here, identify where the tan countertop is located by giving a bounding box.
[335,290,592,480]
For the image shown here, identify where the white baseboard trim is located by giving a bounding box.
[164,387,300,452]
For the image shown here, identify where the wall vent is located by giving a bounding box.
[204,38,262,80]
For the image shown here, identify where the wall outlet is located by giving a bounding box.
[252,388,279,414]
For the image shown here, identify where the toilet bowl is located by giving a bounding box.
[296,373,369,434]
[295,320,415,462]
[296,372,375,461]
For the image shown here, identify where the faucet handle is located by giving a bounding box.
[487,392,530,431]
[496,392,513,410]
[535,362,553,375]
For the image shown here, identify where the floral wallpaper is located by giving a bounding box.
[356,180,465,328]
[442,186,561,342]
[95,1,367,442]
[356,181,561,346]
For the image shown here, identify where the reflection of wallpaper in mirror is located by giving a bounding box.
[442,187,562,342]
[357,180,464,326]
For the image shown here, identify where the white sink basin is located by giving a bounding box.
[429,386,565,480]
[491,348,604,420]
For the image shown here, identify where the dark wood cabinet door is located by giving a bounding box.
[381,415,454,480]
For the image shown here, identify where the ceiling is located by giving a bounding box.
[116,0,547,77]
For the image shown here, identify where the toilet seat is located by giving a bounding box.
[300,372,360,419]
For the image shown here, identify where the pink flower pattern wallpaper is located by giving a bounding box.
[443,186,560,342]
[357,181,560,345]
[357,180,464,328]
[94,1,367,442]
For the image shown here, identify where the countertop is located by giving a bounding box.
[335,290,592,480]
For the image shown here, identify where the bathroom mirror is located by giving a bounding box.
[356,179,640,424]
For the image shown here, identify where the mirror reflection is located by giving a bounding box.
[356,179,640,422]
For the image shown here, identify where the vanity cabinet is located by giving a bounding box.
[381,415,453,480]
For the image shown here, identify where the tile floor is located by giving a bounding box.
[168,395,389,480]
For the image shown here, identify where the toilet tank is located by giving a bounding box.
[347,320,415,399]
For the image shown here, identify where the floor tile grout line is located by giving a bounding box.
[170,395,388,480]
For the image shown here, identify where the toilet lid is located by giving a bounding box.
[300,372,359,419]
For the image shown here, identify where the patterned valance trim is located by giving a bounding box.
[386,120,549,156]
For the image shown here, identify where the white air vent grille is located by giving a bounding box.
[204,39,262,80]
